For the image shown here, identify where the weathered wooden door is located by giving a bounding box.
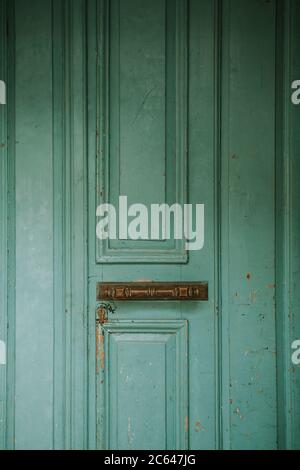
[89,0,214,450]
[1,0,300,451]
[88,0,278,450]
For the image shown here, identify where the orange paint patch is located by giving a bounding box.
[100,351,105,370]
[185,416,189,433]
[96,327,105,373]
[194,421,206,432]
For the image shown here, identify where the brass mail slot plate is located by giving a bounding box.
[97,282,208,301]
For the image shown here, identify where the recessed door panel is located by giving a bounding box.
[96,0,188,263]
[98,321,188,450]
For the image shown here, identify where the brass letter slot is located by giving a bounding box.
[97,282,208,301]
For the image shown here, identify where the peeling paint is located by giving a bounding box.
[100,351,105,370]
[128,417,134,444]
[194,421,206,432]
[96,326,105,373]
[234,407,244,420]
[185,416,189,433]
[250,290,257,303]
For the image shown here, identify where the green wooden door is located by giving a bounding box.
[90,0,214,450]
[88,0,277,450]
[1,0,300,451]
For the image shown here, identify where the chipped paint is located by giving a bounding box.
[96,325,105,373]
[185,416,189,433]
[97,306,108,325]
[127,417,134,444]
[234,407,244,420]
[194,421,206,432]
[250,291,257,303]
[100,350,105,370]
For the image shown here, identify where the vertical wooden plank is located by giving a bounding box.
[52,0,66,450]
[64,0,88,449]
[70,0,88,447]
[0,0,7,450]
[185,0,221,450]
[276,0,300,450]
[5,0,16,450]
[14,0,54,449]
[0,0,16,450]
[87,0,98,450]
[221,0,277,449]
[12,0,89,450]
[287,0,300,449]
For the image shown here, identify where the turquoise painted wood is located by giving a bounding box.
[98,321,188,450]
[276,0,300,449]
[0,0,299,450]
[96,0,188,263]
[0,0,8,449]
[221,0,277,449]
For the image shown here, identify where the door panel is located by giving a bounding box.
[96,0,187,263]
[98,320,188,450]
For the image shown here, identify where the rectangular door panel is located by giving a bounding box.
[97,320,188,450]
[96,0,188,263]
